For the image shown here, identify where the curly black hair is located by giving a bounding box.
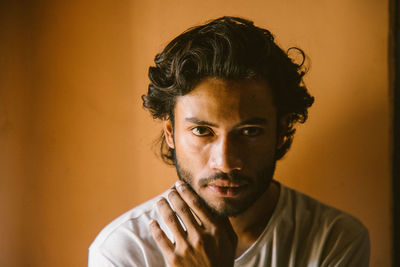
[142,16,314,165]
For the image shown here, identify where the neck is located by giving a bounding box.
[229,180,280,257]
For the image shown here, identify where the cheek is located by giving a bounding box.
[174,132,210,167]
[241,142,275,162]
[236,135,278,165]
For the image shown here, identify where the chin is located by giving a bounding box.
[208,204,249,217]
[200,192,260,217]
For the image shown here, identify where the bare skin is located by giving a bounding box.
[149,78,283,266]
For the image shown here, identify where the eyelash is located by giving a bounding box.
[240,127,264,136]
[191,126,213,136]
[190,126,264,137]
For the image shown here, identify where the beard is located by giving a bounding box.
[173,154,277,217]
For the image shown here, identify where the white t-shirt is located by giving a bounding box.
[89,183,370,266]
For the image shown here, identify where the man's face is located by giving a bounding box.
[164,77,280,217]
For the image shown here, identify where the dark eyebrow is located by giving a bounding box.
[235,117,268,127]
[185,117,268,128]
[185,117,218,127]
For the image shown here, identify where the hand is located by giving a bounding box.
[149,180,238,267]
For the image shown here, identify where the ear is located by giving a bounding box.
[276,115,290,149]
[163,119,175,149]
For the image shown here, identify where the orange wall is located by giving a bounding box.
[0,0,391,266]
[0,2,27,266]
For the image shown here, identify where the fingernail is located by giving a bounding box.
[157,197,166,204]
[175,180,185,190]
[168,189,177,198]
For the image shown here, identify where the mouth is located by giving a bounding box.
[205,180,249,197]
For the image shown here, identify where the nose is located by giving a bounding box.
[209,134,243,173]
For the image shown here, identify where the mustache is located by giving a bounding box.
[198,171,252,187]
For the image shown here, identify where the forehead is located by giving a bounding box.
[174,77,276,123]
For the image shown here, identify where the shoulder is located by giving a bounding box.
[281,184,368,233]
[90,193,160,249]
[89,191,169,267]
[278,184,370,265]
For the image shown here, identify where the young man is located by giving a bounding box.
[89,17,370,266]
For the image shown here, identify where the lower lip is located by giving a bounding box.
[206,185,248,197]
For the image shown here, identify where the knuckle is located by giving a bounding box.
[177,242,191,256]
[169,254,181,265]
[166,213,177,224]
[181,244,190,254]
[154,231,164,241]
[192,234,204,248]
[209,225,218,236]
[178,203,190,214]
[191,197,203,208]
[150,226,164,241]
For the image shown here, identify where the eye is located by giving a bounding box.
[191,126,213,136]
[240,127,263,137]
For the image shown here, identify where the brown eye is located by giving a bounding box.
[191,126,213,136]
[241,127,263,136]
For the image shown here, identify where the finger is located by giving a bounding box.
[168,189,202,233]
[156,197,187,244]
[149,220,174,254]
[175,181,215,227]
